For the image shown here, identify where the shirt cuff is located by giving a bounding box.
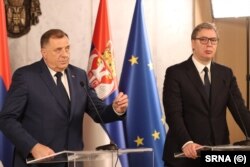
[112,105,125,116]
[182,141,194,149]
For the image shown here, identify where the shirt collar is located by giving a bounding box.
[192,56,211,73]
[47,67,66,77]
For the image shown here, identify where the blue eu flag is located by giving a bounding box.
[119,0,166,166]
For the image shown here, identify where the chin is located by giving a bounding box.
[57,66,67,71]
[61,63,69,68]
[204,54,214,59]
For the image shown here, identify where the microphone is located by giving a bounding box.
[80,81,118,150]
[225,80,250,145]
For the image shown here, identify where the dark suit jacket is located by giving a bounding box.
[162,56,250,167]
[0,59,123,167]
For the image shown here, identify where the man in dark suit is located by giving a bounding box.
[0,29,128,167]
[162,22,250,167]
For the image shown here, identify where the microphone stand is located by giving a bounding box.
[80,81,118,150]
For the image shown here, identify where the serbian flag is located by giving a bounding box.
[86,0,128,166]
[0,1,13,167]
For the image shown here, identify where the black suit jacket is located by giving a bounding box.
[162,56,250,167]
[0,59,123,167]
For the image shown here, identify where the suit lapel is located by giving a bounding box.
[210,63,224,109]
[185,57,210,108]
[39,59,69,113]
[66,68,78,120]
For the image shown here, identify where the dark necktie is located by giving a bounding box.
[55,72,70,111]
[203,67,210,99]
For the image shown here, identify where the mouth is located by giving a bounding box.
[60,61,69,66]
[205,50,213,54]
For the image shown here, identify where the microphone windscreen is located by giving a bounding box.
[80,81,85,87]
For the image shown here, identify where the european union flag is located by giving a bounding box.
[119,0,166,166]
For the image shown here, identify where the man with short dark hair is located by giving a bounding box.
[162,22,250,167]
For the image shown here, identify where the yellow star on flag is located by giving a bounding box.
[148,62,153,70]
[161,115,166,125]
[134,136,144,146]
[152,130,160,140]
[129,55,139,65]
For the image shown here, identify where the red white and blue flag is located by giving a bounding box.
[0,1,13,167]
[87,0,128,166]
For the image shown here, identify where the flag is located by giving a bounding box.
[119,0,166,166]
[87,0,128,166]
[0,1,13,167]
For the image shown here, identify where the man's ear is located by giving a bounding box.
[191,40,195,52]
[41,48,46,59]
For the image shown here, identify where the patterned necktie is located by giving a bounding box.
[55,72,70,111]
[203,67,210,99]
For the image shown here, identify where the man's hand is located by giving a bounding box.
[112,92,128,113]
[182,142,202,159]
[31,143,55,159]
